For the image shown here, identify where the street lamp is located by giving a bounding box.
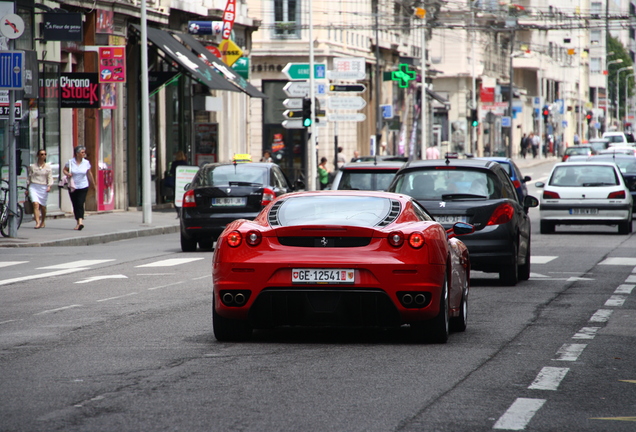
[607,58,622,126]
[616,66,633,130]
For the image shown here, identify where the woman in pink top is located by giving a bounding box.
[62,146,95,231]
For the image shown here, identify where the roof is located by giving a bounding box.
[340,161,405,170]
[400,158,498,170]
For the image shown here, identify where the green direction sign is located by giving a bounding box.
[392,64,416,88]
[283,62,327,80]
[231,57,249,80]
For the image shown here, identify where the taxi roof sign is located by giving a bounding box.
[232,153,252,163]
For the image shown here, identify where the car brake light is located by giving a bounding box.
[227,231,242,247]
[408,232,425,249]
[562,155,569,161]
[182,190,196,207]
[512,179,521,189]
[388,231,404,247]
[246,230,262,246]
[543,190,560,199]
[608,190,626,199]
[262,188,275,207]
[486,203,514,226]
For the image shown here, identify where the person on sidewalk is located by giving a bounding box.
[63,145,95,231]
[318,157,330,190]
[27,149,53,229]
[426,144,440,159]
[531,132,540,158]
[520,133,528,159]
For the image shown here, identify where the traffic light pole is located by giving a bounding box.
[307,0,317,191]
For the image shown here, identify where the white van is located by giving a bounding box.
[602,131,629,146]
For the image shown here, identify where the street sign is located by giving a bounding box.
[501,116,511,127]
[283,98,303,109]
[283,81,327,98]
[328,113,366,122]
[0,51,24,89]
[282,63,327,80]
[0,14,25,39]
[282,119,304,129]
[381,104,393,119]
[283,109,302,118]
[328,57,366,80]
[327,96,366,110]
[329,84,366,93]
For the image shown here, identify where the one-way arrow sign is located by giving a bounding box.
[329,84,366,93]
[283,109,302,118]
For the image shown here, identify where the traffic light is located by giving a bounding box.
[302,97,312,127]
[585,110,593,125]
[542,106,550,123]
[470,109,478,127]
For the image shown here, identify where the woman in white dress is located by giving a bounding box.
[62,145,95,231]
[27,149,54,229]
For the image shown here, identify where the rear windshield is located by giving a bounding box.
[549,165,619,186]
[276,196,394,227]
[336,170,397,191]
[391,168,501,199]
[593,158,636,173]
[565,147,591,156]
[194,165,268,187]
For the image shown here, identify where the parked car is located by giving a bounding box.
[602,131,629,146]
[351,155,408,163]
[387,158,539,285]
[598,146,636,157]
[535,162,633,234]
[562,145,597,162]
[212,190,474,342]
[179,162,299,252]
[330,161,404,191]
[582,154,636,215]
[475,157,531,202]
[588,138,610,154]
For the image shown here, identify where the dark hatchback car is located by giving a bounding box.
[179,162,297,252]
[330,161,404,191]
[387,159,539,285]
[476,157,531,202]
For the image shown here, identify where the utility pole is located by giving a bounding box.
[470,5,477,156]
[307,0,316,191]
[375,8,381,156]
[419,8,427,159]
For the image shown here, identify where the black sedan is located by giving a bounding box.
[387,158,539,285]
[179,162,298,252]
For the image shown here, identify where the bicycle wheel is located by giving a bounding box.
[0,204,23,237]
[15,204,23,229]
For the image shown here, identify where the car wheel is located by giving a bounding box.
[449,286,467,333]
[518,241,531,281]
[618,220,631,235]
[212,300,252,342]
[198,238,214,250]
[412,276,449,344]
[180,232,198,252]
[540,220,555,234]
[500,243,518,286]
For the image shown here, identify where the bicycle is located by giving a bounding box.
[0,179,25,237]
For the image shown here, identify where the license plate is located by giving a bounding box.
[292,269,355,284]
[570,208,598,215]
[213,197,246,206]
[436,215,467,224]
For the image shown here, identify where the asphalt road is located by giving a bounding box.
[1,163,635,431]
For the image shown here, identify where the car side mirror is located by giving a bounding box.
[446,221,475,239]
[184,183,191,190]
[295,179,305,190]
[523,195,539,208]
[534,181,545,188]
[523,175,531,182]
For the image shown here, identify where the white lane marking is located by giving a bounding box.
[0,268,88,287]
[34,304,82,315]
[528,367,570,391]
[530,256,557,264]
[615,284,635,294]
[529,272,550,278]
[136,258,205,267]
[136,273,175,276]
[553,343,587,361]
[0,261,28,268]
[493,398,546,430]
[148,281,184,291]
[573,327,601,340]
[625,275,636,283]
[633,266,636,273]
[604,295,626,307]
[38,259,115,269]
[97,292,138,302]
[567,277,594,281]
[75,275,128,284]
[599,257,636,266]
[0,319,18,325]
[192,275,211,281]
[590,309,613,322]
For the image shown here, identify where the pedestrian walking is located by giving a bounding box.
[318,157,330,190]
[63,145,95,231]
[27,149,53,229]
[520,133,528,158]
[531,132,540,158]
[336,146,347,170]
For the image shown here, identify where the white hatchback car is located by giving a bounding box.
[536,162,633,234]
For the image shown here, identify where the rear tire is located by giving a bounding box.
[618,220,631,235]
[412,276,449,344]
[198,238,214,250]
[518,242,531,281]
[500,243,518,286]
[540,220,555,234]
[180,233,198,252]
[213,300,252,342]
[449,288,467,333]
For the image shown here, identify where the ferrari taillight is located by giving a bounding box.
[262,188,275,207]
[388,231,404,247]
[486,203,514,226]
[408,232,425,249]
[543,190,560,199]
[246,230,262,246]
[227,231,242,247]
[608,190,626,199]
[182,190,196,207]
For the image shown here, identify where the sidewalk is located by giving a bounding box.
[0,209,180,248]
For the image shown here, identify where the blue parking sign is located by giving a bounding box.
[0,51,24,89]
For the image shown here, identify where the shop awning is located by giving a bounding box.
[426,88,450,107]
[172,31,266,99]
[132,25,238,93]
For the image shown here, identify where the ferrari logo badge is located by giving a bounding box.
[321,237,328,247]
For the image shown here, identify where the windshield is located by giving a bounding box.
[592,158,636,173]
[195,165,268,187]
[392,169,500,200]
[549,165,619,186]
[276,196,395,227]
[337,170,398,190]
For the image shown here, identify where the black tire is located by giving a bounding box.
[540,220,555,234]
[198,238,214,250]
[412,275,449,344]
[500,243,518,286]
[450,286,468,333]
[180,232,198,252]
[618,220,631,235]
[0,204,21,237]
[212,300,252,342]
[518,241,531,281]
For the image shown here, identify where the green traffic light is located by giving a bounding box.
[303,118,312,127]
[471,120,479,127]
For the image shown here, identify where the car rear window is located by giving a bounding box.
[392,168,501,199]
[565,147,591,156]
[549,165,619,186]
[337,170,397,191]
[275,196,395,227]
[195,165,268,186]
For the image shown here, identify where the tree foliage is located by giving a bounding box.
[607,35,634,120]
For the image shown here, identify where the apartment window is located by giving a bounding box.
[590,57,601,73]
[273,0,299,39]
[590,30,601,45]
[591,2,602,18]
